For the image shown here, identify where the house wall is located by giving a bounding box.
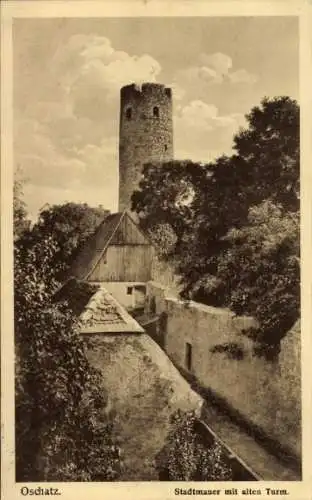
[101,282,146,310]
[89,245,154,282]
[145,281,301,459]
[111,213,149,245]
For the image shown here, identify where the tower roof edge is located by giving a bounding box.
[120,82,172,96]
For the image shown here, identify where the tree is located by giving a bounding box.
[146,223,178,259]
[181,98,300,345]
[209,201,299,352]
[132,97,300,347]
[131,159,208,243]
[14,190,120,480]
[18,202,110,279]
[233,96,299,211]
[13,178,31,240]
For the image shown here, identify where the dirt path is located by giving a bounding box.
[201,404,300,481]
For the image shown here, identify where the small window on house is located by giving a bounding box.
[153,106,159,118]
[126,107,132,120]
[127,286,133,295]
[185,342,192,371]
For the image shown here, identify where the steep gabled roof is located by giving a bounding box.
[55,278,144,334]
[79,285,144,334]
[67,210,152,281]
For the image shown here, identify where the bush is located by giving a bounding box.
[15,234,121,481]
[157,410,232,481]
[210,342,245,360]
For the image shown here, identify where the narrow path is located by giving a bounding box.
[201,404,300,481]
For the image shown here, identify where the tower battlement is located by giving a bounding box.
[118,81,173,212]
[120,82,172,99]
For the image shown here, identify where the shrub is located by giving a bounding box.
[15,234,121,481]
[157,410,232,481]
[210,342,245,360]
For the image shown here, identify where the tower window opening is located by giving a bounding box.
[164,144,168,152]
[153,106,159,118]
[126,107,132,120]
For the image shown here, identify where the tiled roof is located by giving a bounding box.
[55,278,144,334]
[80,286,144,334]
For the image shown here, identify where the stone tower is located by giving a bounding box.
[118,82,173,212]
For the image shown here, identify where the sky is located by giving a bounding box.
[13,16,299,220]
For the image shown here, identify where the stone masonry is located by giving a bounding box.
[119,83,173,212]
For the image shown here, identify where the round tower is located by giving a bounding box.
[118,82,173,212]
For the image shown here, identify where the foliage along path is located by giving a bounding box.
[200,405,299,481]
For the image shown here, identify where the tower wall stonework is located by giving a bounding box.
[119,83,173,212]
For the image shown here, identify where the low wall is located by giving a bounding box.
[151,256,182,296]
[145,281,301,460]
[145,281,168,315]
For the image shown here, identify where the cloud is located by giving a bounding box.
[228,69,258,84]
[15,35,253,220]
[51,34,162,122]
[167,82,186,102]
[23,183,118,222]
[176,100,245,130]
[198,52,233,75]
[15,120,86,189]
[15,34,163,218]
[174,52,257,92]
[174,100,246,162]
[14,109,118,219]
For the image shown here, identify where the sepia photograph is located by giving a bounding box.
[2,2,311,498]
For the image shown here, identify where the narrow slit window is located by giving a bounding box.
[164,144,168,152]
[185,342,192,371]
[153,106,159,118]
[126,107,132,120]
[150,296,156,314]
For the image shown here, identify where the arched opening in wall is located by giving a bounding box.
[126,107,132,120]
[164,144,168,152]
[153,106,159,118]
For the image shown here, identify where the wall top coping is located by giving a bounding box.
[147,280,255,321]
[165,296,255,321]
[147,280,168,290]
